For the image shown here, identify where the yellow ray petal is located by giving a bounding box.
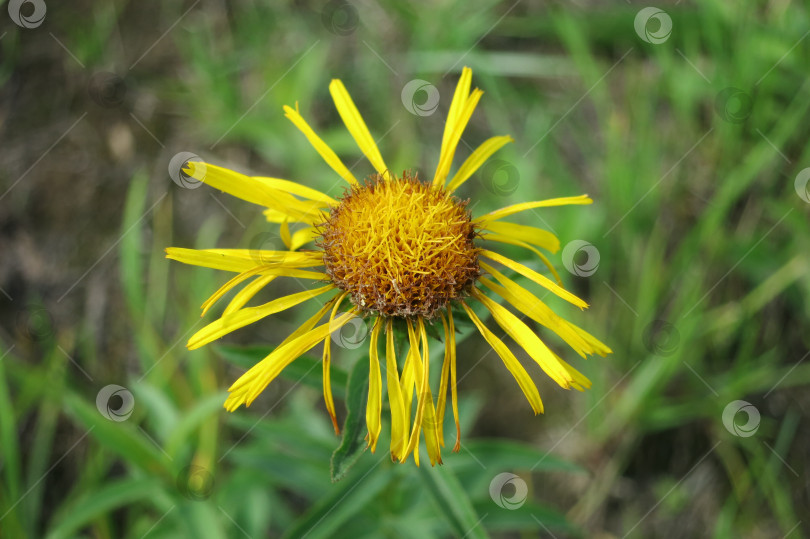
[366,318,383,452]
[433,88,484,188]
[481,233,562,285]
[279,295,339,349]
[479,221,560,253]
[446,135,513,193]
[385,319,408,460]
[322,292,349,434]
[283,104,359,186]
[184,162,324,223]
[417,318,442,466]
[461,301,544,414]
[188,284,335,350]
[201,265,268,317]
[329,80,389,178]
[433,67,472,188]
[165,248,322,273]
[479,273,591,357]
[223,275,277,315]
[480,252,587,309]
[447,308,461,452]
[436,313,452,444]
[474,195,593,224]
[224,309,358,410]
[252,176,337,205]
[471,288,579,390]
[554,353,592,392]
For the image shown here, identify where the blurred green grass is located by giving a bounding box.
[1,0,809,537]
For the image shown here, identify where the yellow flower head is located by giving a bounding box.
[167,67,611,466]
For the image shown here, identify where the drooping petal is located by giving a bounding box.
[385,319,408,460]
[461,301,544,414]
[322,292,349,434]
[329,80,390,178]
[188,284,336,350]
[474,195,593,224]
[366,318,383,452]
[471,288,583,390]
[283,103,359,186]
[436,313,452,444]
[447,308,461,452]
[224,309,359,410]
[446,135,513,193]
[480,253,588,309]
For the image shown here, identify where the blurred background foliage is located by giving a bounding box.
[1,0,809,537]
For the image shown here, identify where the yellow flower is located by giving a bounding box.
[167,68,611,466]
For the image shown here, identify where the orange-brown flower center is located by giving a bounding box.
[319,172,479,318]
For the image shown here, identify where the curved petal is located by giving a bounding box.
[329,80,390,178]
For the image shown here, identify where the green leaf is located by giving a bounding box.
[283,457,393,539]
[471,501,572,534]
[330,357,369,482]
[216,345,348,401]
[46,477,164,539]
[419,464,490,539]
[63,391,173,478]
